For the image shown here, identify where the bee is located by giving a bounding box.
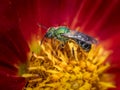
[39,24,97,52]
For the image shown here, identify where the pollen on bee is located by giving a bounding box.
[22,39,115,90]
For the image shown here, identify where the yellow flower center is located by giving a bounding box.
[22,39,115,90]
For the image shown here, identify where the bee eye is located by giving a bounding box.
[46,33,53,38]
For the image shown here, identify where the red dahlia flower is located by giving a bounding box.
[0,0,120,90]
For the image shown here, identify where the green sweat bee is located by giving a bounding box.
[38,24,97,52]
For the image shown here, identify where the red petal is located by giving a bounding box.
[0,73,25,90]
[0,0,30,88]
[0,0,120,89]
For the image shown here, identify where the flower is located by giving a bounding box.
[23,39,115,90]
[0,0,120,90]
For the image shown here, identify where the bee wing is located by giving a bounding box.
[61,30,98,44]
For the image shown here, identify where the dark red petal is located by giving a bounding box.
[0,73,25,90]
[0,0,30,89]
[0,28,30,63]
[0,28,30,89]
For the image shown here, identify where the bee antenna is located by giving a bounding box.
[37,23,48,45]
[37,23,48,30]
[40,36,45,45]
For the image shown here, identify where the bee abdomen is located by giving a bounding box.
[74,39,91,52]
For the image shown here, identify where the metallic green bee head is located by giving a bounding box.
[45,27,56,38]
[40,25,70,44]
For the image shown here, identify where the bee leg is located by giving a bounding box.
[58,39,65,49]
[58,43,64,49]
[61,43,64,47]
[72,47,75,57]
[52,38,55,48]
[51,37,57,49]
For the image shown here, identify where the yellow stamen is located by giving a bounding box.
[23,39,115,90]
